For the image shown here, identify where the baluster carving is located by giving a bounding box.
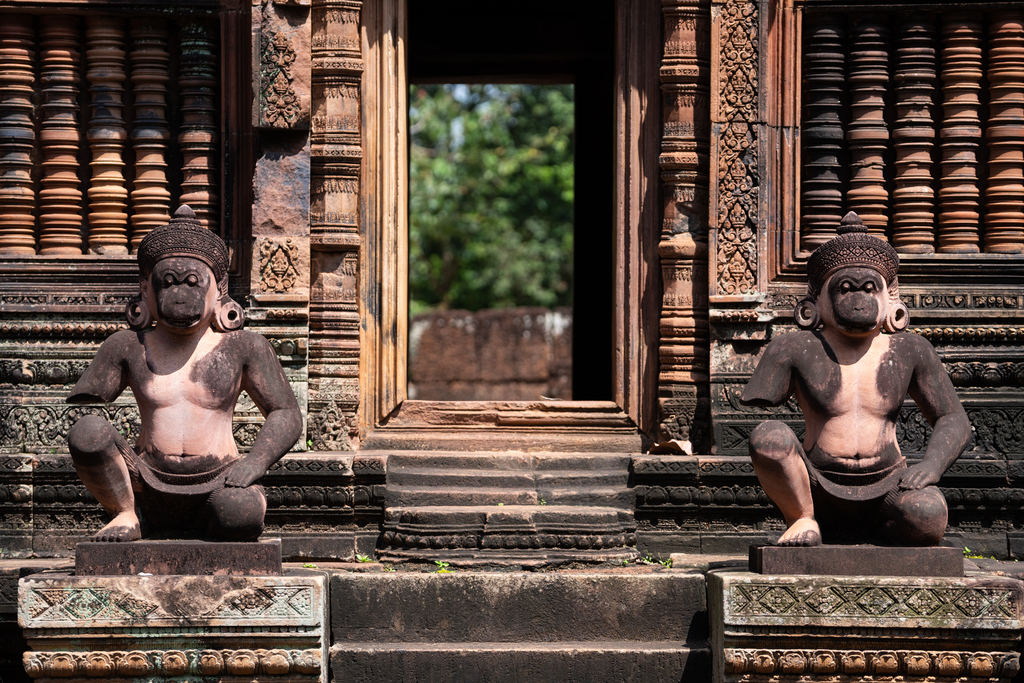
[846,18,889,239]
[178,20,219,232]
[800,16,844,251]
[658,0,710,450]
[38,17,83,255]
[892,16,937,254]
[128,18,171,251]
[0,17,37,254]
[85,17,129,254]
[984,10,1024,253]
[937,13,982,253]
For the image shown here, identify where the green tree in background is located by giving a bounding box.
[408,84,574,315]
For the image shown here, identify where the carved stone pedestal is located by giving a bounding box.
[710,570,1023,683]
[18,572,327,683]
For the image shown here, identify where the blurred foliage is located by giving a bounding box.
[408,84,574,315]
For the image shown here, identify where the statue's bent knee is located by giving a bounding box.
[207,486,267,541]
[885,486,948,546]
[68,415,117,465]
[749,420,800,462]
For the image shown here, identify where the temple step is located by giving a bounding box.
[329,571,709,682]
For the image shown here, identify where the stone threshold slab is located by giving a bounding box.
[76,538,282,576]
[749,544,964,577]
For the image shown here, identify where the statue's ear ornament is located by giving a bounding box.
[125,295,153,331]
[794,297,821,330]
[214,295,245,332]
[883,278,910,333]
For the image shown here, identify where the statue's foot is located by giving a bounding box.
[92,511,141,542]
[776,518,821,547]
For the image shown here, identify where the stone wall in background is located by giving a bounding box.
[408,307,572,401]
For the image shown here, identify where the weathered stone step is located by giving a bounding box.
[387,486,537,506]
[330,571,706,643]
[330,641,708,683]
[387,467,537,488]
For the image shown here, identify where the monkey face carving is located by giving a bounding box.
[145,257,218,330]
[820,267,889,335]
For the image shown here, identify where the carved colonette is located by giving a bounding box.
[657,0,711,451]
[0,16,220,254]
[309,0,362,450]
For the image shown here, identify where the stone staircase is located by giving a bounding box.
[376,452,637,565]
[329,569,710,683]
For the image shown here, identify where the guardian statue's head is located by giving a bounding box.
[125,205,244,332]
[795,211,909,336]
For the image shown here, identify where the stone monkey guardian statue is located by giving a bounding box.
[66,206,302,542]
[740,212,971,547]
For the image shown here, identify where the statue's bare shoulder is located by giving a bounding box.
[741,330,830,407]
[67,329,141,404]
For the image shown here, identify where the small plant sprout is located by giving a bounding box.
[302,563,318,569]
[434,560,451,573]
[356,553,374,563]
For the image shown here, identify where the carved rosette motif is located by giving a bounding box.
[937,13,982,253]
[0,16,37,254]
[261,31,299,128]
[712,0,759,297]
[893,16,938,254]
[38,17,84,255]
[128,18,171,251]
[309,0,362,450]
[659,0,711,449]
[985,11,1024,253]
[801,17,845,249]
[178,21,219,233]
[85,17,129,254]
[23,648,322,679]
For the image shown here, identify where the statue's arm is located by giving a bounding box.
[902,334,971,490]
[225,332,303,488]
[66,331,132,404]
[739,337,795,407]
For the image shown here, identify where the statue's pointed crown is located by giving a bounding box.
[807,211,899,296]
[137,205,229,284]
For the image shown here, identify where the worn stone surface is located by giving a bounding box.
[330,570,709,683]
[750,544,964,577]
[710,570,1023,683]
[19,571,327,683]
[76,539,283,576]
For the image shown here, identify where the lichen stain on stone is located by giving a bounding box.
[147,576,249,618]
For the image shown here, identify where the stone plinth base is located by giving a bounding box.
[750,544,963,577]
[19,572,326,683]
[710,570,1024,683]
[76,539,283,576]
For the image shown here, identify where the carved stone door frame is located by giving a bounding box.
[358,0,661,452]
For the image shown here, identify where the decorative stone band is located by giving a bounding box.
[23,648,321,679]
[723,648,1019,681]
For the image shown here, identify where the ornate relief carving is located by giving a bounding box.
[0,404,140,453]
[0,360,88,386]
[24,648,322,678]
[261,31,299,128]
[713,0,759,296]
[260,238,300,293]
[723,648,1018,680]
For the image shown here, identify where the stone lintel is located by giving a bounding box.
[19,572,327,683]
[710,570,1024,683]
[76,539,283,576]
[749,544,964,577]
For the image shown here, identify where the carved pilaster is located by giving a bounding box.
[309,0,362,449]
[84,17,129,254]
[0,17,37,254]
[846,18,889,240]
[178,20,219,233]
[711,0,759,298]
[801,17,845,250]
[937,13,982,253]
[985,10,1024,254]
[128,18,171,251]
[892,16,937,254]
[38,17,83,255]
[659,0,710,450]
